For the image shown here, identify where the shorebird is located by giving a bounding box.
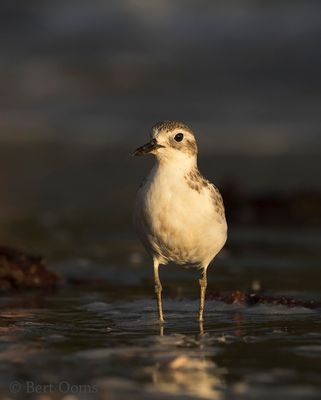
[133,121,227,322]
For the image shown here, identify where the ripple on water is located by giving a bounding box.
[293,345,321,358]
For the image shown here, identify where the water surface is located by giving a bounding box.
[0,226,320,400]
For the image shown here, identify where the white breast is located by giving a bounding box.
[134,161,227,267]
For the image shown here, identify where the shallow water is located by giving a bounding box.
[1,224,321,400]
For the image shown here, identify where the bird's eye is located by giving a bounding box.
[174,133,184,142]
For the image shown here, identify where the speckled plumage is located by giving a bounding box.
[133,120,227,322]
[184,168,225,224]
[152,120,194,135]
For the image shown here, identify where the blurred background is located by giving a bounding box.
[0,0,321,260]
[1,3,321,398]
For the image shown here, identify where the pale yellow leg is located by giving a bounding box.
[199,268,208,322]
[199,320,204,336]
[153,259,164,323]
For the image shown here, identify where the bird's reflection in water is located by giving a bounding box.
[149,325,226,400]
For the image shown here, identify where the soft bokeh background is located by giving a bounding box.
[1,3,321,400]
[0,0,321,258]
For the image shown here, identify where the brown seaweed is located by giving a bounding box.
[0,246,61,291]
[208,290,320,309]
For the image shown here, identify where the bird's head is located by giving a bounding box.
[133,121,198,164]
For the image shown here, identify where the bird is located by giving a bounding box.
[133,121,227,322]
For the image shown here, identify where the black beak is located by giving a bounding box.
[132,139,165,156]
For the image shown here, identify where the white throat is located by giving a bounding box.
[154,151,197,176]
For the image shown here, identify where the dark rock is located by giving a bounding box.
[0,246,61,291]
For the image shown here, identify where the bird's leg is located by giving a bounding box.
[199,320,204,336]
[159,324,164,337]
[153,259,164,323]
[199,267,208,322]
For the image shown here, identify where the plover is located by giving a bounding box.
[133,121,227,322]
